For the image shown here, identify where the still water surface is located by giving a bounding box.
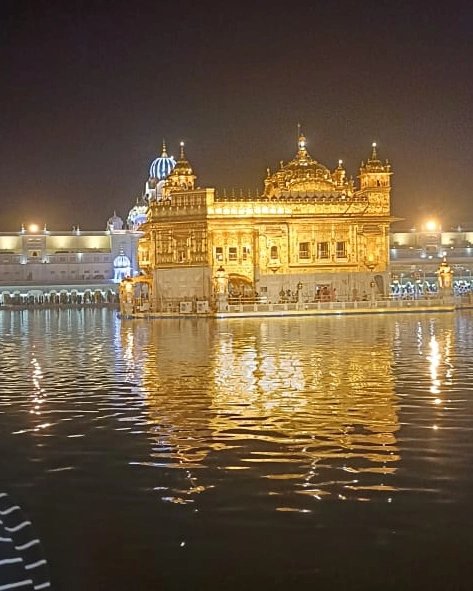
[1,309,473,590]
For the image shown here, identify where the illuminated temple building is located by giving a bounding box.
[137,132,396,308]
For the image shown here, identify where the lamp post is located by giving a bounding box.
[366,261,376,304]
[119,277,134,316]
[436,257,453,299]
[296,281,303,304]
[214,265,229,312]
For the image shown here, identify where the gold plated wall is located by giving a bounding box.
[137,135,395,306]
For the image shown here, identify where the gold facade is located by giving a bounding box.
[138,134,395,308]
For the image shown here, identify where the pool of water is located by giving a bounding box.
[1,309,473,590]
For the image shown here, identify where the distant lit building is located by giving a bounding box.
[390,227,473,296]
[0,215,141,305]
[138,133,395,309]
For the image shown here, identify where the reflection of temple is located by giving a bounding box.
[123,316,400,501]
[122,319,215,464]
[138,133,396,310]
[209,318,400,497]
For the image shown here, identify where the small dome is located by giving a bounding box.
[107,211,123,231]
[149,141,176,180]
[127,200,148,230]
[114,253,131,268]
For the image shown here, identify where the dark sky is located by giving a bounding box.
[1,0,472,231]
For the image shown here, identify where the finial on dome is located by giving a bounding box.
[162,139,168,157]
[296,123,309,158]
[371,141,377,160]
[338,159,343,167]
[298,133,306,149]
[179,140,185,160]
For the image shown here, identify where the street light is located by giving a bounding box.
[424,220,439,232]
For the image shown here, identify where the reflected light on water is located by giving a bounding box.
[428,335,441,395]
[2,309,472,515]
[132,318,401,504]
[2,310,473,589]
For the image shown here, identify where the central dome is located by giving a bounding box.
[263,132,353,199]
[149,141,176,180]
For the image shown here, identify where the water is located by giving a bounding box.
[1,309,473,590]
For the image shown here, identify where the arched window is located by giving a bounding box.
[270,245,278,260]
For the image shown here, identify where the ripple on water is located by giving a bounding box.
[1,309,473,510]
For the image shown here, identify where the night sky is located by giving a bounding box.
[1,0,472,232]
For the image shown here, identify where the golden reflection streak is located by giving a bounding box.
[124,316,401,502]
[427,325,454,400]
[30,350,47,420]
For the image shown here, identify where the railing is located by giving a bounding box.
[226,297,455,314]
[117,296,463,318]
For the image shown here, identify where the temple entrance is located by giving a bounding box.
[228,274,255,302]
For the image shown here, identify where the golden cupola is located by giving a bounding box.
[164,141,197,192]
[358,142,392,190]
[263,131,354,199]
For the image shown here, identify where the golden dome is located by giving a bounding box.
[164,141,197,192]
[263,132,353,199]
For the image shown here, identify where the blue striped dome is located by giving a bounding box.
[149,142,176,180]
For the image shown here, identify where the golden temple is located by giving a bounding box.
[135,131,395,311]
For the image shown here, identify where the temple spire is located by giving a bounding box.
[297,124,308,158]
[370,141,377,160]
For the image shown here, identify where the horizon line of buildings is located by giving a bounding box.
[1,133,472,306]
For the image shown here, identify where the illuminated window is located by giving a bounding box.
[270,245,278,260]
[228,247,237,261]
[336,241,347,258]
[242,246,250,260]
[317,242,329,259]
[215,247,223,262]
[299,242,310,259]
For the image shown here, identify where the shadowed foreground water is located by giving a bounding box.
[1,309,473,590]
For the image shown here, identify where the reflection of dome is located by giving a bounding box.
[263,132,353,199]
[114,253,131,268]
[149,141,176,180]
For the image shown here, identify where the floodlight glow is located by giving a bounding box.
[425,220,438,232]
